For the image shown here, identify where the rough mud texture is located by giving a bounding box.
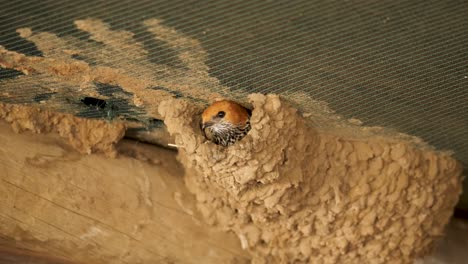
[0,102,125,157]
[160,94,463,264]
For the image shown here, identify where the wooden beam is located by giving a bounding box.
[0,121,249,263]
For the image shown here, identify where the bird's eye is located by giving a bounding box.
[217,111,225,118]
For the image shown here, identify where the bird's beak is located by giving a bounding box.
[201,121,213,130]
[201,121,215,140]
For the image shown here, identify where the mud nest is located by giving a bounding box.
[160,94,462,264]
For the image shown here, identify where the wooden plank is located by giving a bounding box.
[0,240,73,264]
[0,121,249,264]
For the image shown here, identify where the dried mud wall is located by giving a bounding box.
[160,94,463,264]
[0,102,126,157]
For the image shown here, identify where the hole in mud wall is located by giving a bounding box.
[80,97,107,109]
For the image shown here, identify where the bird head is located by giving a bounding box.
[201,100,251,146]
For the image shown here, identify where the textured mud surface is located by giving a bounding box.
[160,94,463,264]
[0,102,126,157]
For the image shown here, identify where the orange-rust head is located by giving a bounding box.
[201,100,250,127]
[201,100,251,146]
